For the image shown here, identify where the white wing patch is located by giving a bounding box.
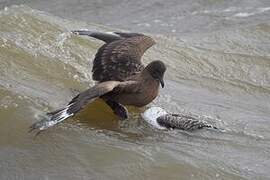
[32,104,74,131]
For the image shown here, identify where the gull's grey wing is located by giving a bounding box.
[157,114,217,131]
[73,30,156,82]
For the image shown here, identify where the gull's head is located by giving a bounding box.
[141,107,168,129]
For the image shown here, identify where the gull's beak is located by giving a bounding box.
[159,77,164,88]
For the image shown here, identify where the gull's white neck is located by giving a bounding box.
[141,107,167,129]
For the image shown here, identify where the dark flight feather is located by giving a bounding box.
[29,81,140,132]
[29,81,121,131]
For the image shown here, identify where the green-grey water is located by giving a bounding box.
[0,2,270,180]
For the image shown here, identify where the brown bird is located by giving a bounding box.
[30,31,166,131]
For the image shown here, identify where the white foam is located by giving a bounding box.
[258,7,270,13]
[234,7,270,18]
[234,12,255,17]
[141,107,167,129]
